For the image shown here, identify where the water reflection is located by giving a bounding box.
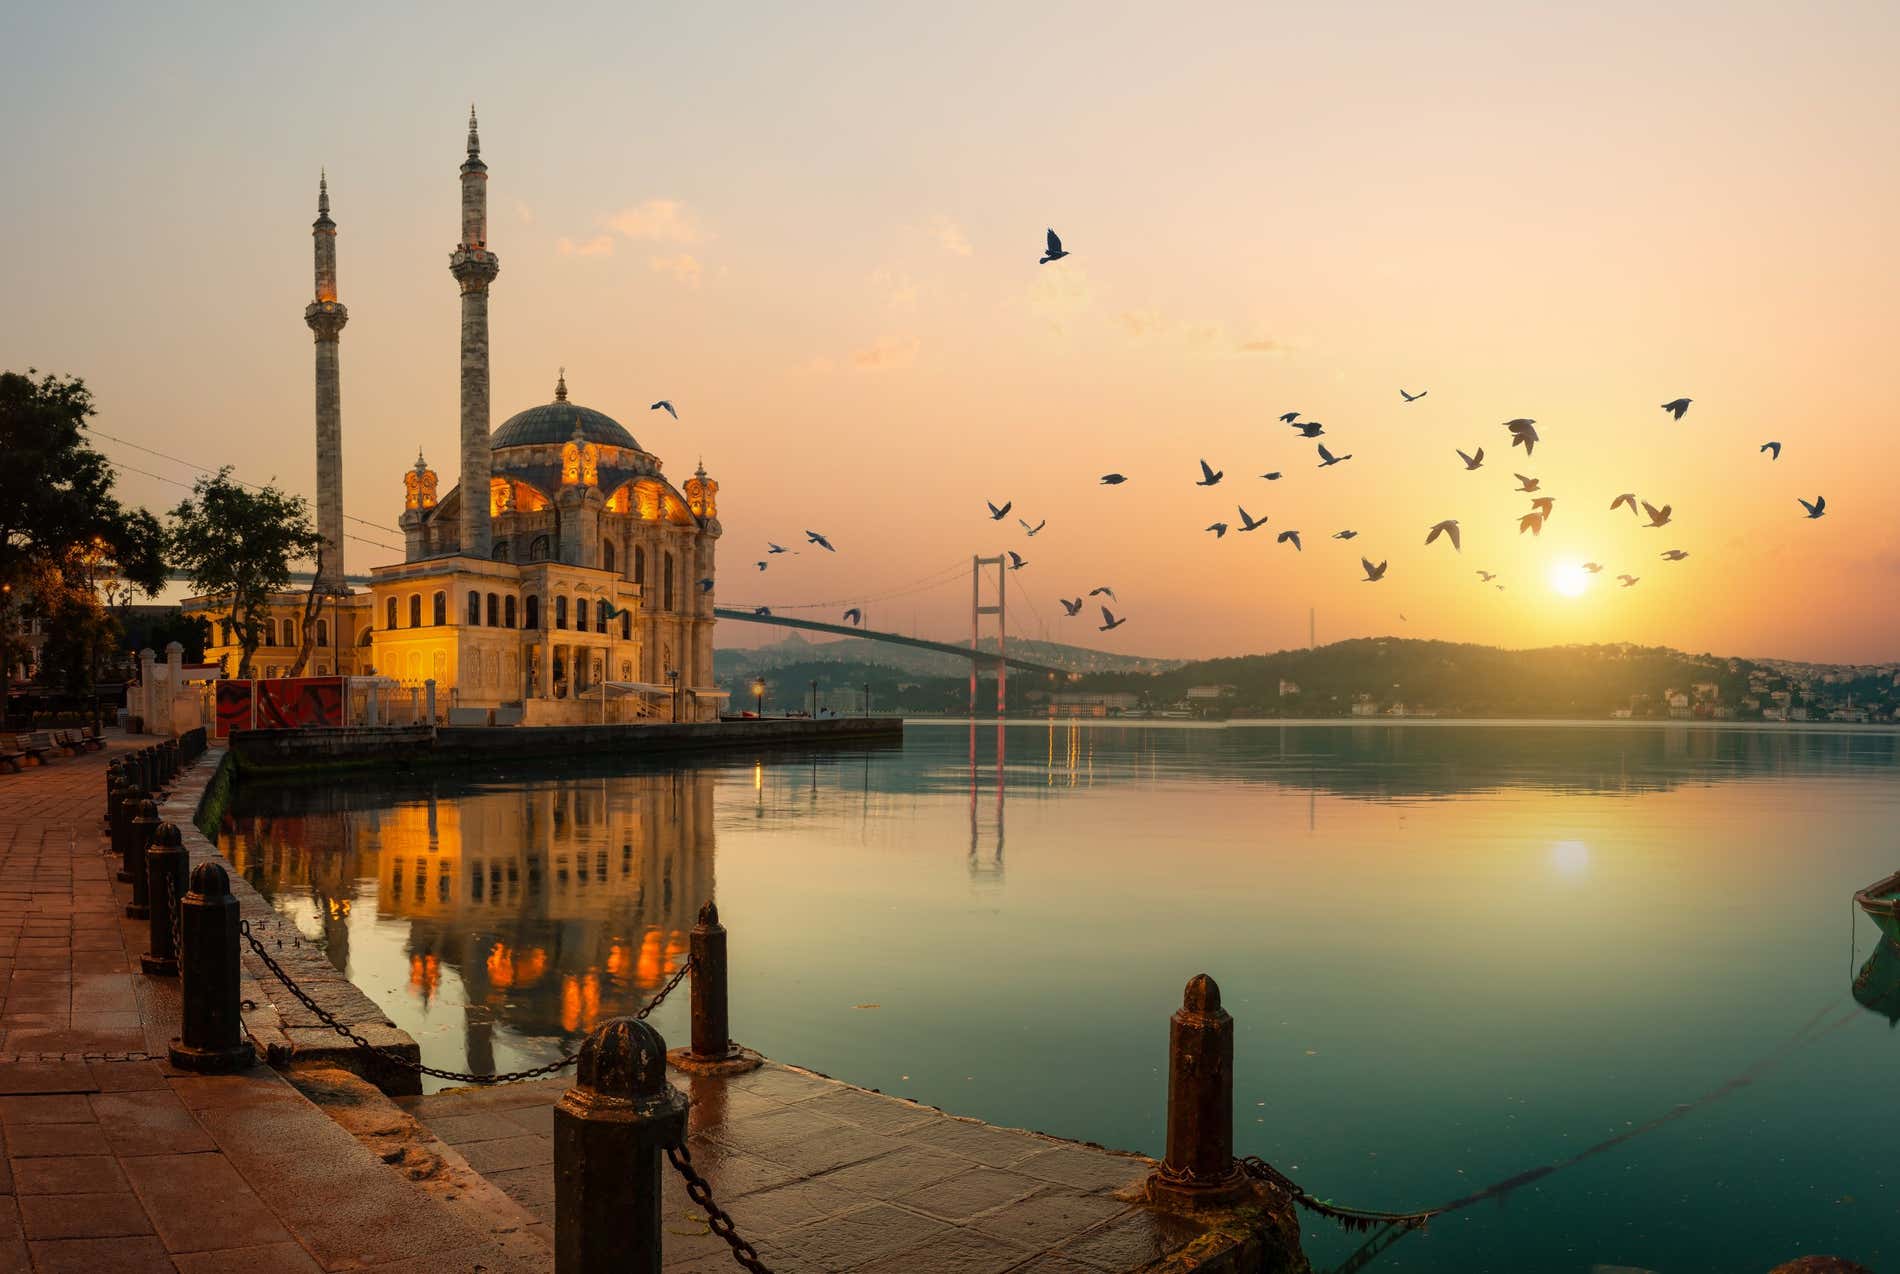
[1852,939,1900,1026]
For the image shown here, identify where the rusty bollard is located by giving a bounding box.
[103,764,125,837]
[103,758,122,816]
[168,862,255,1073]
[157,740,173,785]
[667,901,762,1076]
[555,1018,689,1274]
[1147,973,1250,1208]
[114,783,146,884]
[141,822,189,976]
[125,800,158,919]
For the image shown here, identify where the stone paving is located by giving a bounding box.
[405,1065,1231,1273]
[0,735,542,1273]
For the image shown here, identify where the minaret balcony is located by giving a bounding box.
[304,299,349,338]
[449,248,500,291]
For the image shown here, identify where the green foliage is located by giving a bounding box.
[120,607,211,663]
[166,468,323,678]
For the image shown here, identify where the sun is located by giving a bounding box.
[1550,562,1590,597]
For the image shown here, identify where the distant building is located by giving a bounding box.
[1046,690,1140,718]
[1349,698,1380,717]
[1278,678,1301,698]
[1692,681,1720,701]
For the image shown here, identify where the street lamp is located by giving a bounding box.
[752,678,766,717]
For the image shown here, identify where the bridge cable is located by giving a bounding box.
[99,457,404,555]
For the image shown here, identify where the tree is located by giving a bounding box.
[167,469,322,678]
[0,369,167,688]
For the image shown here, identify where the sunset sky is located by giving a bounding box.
[4,1,1896,663]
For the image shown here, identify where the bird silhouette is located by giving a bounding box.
[698,578,714,593]
[1582,562,1603,574]
[1529,496,1555,519]
[1196,459,1224,486]
[1206,522,1229,539]
[1400,389,1428,402]
[1425,520,1461,551]
[1798,495,1827,519]
[1611,493,1639,516]
[766,542,792,554]
[755,561,768,571]
[1760,441,1782,460]
[650,400,678,419]
[1457,448,1484,470]
[1260,471,1283,481]
[1332,530,1359,540]
[754,605,772,615]
[1641,501,1672,528]
[843,608,863,625]
[805,530,836,551]
[1362,558,1389,582]
[1504,419,1538,455]
[987,500,1012,520]
[1519,511,1545,536]
[1100,473,1128,485]
[1006,550,1028,570]
[1660,550,1689,561]
[1236,507,1267,533]
[1089,586,1117,600]
[1039,228,1069,264]
[1477,570,1498,582]
[1059,598,1083,616]
[1514,473,1539,492]
[1290,421,1325,438]
[1098,606,1127,632]
[1277,529,1302,551]
[1618,575,1639,588]
[1279,411,1301,423]
[1316,442,1351,467]
[1019,518,1046,536]
[1661,397,1692,420]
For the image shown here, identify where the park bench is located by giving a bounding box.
[15,734,52,766]
[0,740,24,772]
[77,726,106,751]
[51,730,83,754]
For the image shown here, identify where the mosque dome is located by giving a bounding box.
[490,371,640,451]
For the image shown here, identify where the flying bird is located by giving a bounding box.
[1618,575,1639,588]
[1611,493,1639,516]
[1504,419,1538,455]
[650,400,678,419]
[1641,501,1672,528]
[1519,511,1545,536]
[1098,606,1127,632]
[1316,442,1351,467]
[1514,473,1539,492]
[1089,586,1117,600]
[1206,522,1229,539]
[843,608,863,625]
[987,500,1012,520]
[1100,473,1128,485]
[1006,550,1028,570]
[1039,228,1069,264]
[1529,496,1555,519]
[1425,520,1461,551]
[805,530,836,551]
[1260,471,1282,481]
[1019,518,1046,536]
[697,578,714,593]
[1660,397,1692,420]
[1582,562,1603,574]
[1196,459,1224,487]
[1477,570,1498,583]
[1660,550,1690,561]
[1457,448,1484,471]
[755,561,768,571]
[766,542,792,554]
[1798,495,1826,519]
[1400,388,1428,402]
[1760,441,1781,460]
[1059,598,1083,616]
[1277,529,1302,551]
[1290,421,1325,438]
[1331,530,1358,540]
[1235,507,1267,533]
[1361,558,1389,582]
[1278,412,1301,423]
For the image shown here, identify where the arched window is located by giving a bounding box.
[602,539,616,574]
[493,540,510,562]
[467,592,481,626]
[529,535,551,562]
[281,618,296,647]
[220,619,234,645]
[504,595,517,628]
[574,596,589,632]
[386,598,398,631]
[315,619,328,648]
[487,593,499,626]
[523,595,537,629]
[633,545,645,586]
[597,599,611,632]
[408,594,422,628]
[432,592,447,626]
[555,596,568,629]
[663,554,674,611]
[620,610,631,640]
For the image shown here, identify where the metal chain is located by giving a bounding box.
[667,1142,773,1273]
[165,871,183,965]
[1237,1156,1445,1234]
[237,918,691,1085]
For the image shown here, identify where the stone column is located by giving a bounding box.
[306,173,348,593]
[450,107,499,561]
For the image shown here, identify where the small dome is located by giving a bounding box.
[492,401,640,451]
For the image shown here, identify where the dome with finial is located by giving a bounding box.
[491,371,641,451]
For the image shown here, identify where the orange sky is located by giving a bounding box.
[4,1,1895,662]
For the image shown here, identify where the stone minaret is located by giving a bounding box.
[449,106,500,559]
[305,171,348,592]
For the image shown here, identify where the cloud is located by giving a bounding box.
[648,253,703,287]
[849,337,920,370]
[1235,337,1291,355]
[556,234,614,257]
[605,199,705,244]
[932,216,972,257]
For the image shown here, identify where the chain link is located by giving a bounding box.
[164,871,183,965]
[1238,1156,1444,1234]
[237,918,692,1085]
[667,1142,773,1272]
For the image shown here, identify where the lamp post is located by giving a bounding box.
[809,679,818,719]
[752,678,766,717]
[667,667,680,722]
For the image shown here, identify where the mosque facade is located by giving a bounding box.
[189,111,722,722]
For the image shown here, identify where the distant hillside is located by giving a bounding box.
[715,630,1182,680]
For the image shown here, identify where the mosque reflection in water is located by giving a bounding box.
[220,768,712,1072]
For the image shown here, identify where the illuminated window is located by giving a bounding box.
[597,599,610,631]
[408,594,421,628]
[574,596,589,632]
[385,598,397,630]
[504,595,516,628]
[555,596,568,629]
[315,619,328,647]
[281,618,296,646]
[432,592,447,626]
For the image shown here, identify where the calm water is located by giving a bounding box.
[222,721,1900,1273]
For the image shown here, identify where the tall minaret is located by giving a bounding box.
[305,171,348,592]
[449,105,500,559]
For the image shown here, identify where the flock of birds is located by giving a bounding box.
[716,227,1833,636]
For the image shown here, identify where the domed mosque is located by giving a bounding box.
[190,109,723,724]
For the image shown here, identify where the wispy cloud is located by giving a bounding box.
[932,216,972,257]
[850,337,920,370]
[648,253,703,287]
[1235,337,1291,355]
[556,234,614,257]
[605,199,705,244]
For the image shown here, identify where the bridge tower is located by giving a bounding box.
[970,554,1007,717]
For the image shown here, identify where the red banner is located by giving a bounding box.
[255,677,345,729]
[214,680,254,738]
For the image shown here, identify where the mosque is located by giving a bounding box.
[188,110,723,723]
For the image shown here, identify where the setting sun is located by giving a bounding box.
[1551,563,1590,598]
